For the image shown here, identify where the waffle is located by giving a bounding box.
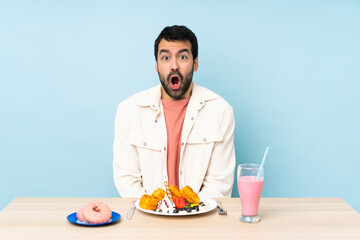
[180,185,200,204]
[139,194,160,210]
[152,188,165,200]
[169,185,182,198]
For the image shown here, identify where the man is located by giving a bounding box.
[113,25,235,199]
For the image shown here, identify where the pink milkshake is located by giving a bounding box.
[237,149,268,223]
[238,176,264,216]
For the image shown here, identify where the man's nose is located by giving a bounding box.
[171,58,179,71]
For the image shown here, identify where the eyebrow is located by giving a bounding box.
[159,48,190,55]
[159,49,170,55]
[178,49,190,54]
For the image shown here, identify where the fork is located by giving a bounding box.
[216,201,227,215]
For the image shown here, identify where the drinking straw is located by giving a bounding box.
[256,147,269,180]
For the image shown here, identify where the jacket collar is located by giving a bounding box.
[136,83,220,108]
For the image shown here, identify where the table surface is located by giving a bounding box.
[1,197,360,240]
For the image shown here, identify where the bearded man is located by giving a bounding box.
[113,25,235,199]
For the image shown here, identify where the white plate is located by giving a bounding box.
[135,198,217,216]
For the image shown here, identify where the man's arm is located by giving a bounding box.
[199,106,236,198]
[113,103,146,198]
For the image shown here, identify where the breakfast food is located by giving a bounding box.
[152,187,165,200]
[163,181,173,202]
[180,185,200,205]
[173,196,187,209]
[139,194,160,210]
[139,183,204,214]
[77,201,112,224]
[155,190,176,214]
[169,185,182,198]
[76,208,86,222]
[139,187,165,210]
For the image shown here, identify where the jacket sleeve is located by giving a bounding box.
[198,106,236,198]
[113,102,146,198]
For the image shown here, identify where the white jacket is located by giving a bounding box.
[113,84,235,199]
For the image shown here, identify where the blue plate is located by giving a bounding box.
[67,211,121,226]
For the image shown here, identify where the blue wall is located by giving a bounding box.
[1,0,359,212]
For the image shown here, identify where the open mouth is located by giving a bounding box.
[169,75,181,90]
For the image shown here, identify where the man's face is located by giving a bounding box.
[156,39,198,100]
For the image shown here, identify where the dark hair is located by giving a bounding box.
[154,25,198,61]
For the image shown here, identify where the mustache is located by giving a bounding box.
[166,70,183,82]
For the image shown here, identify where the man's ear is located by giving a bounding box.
[194,57,199,72]
[155,60,158,72]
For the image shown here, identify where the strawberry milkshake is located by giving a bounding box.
[237,164,264,223]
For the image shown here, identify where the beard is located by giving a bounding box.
[158,65,194,100]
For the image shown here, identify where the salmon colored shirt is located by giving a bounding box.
[162,97,190,187]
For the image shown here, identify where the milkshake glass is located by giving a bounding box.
[237,164,264,223]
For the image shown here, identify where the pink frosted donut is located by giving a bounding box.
[81,201,112,224]
[76,208,86,222]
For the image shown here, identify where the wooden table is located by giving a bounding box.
[0,198,359,239]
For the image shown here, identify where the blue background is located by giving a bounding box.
[1,0,359,212]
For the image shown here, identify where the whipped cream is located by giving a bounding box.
[155,192,175,214]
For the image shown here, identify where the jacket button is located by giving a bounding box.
[164,147,166,151]
[181,142,184,146]
[191,117,194,121]
[180,170,183,175]
[155,119,158,123]
[202,138,207,142]
[200,102,203,105]
[143,142,147,146]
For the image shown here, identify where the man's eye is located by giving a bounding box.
[162,56,169,60]
[180,55,188,60]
